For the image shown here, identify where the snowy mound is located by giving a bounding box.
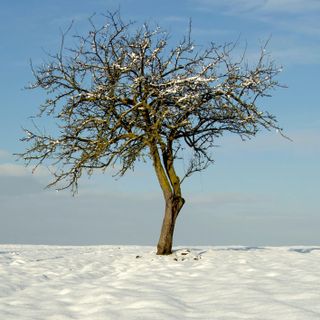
[0,245,320,319]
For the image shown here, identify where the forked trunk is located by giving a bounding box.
[157,195,185,255]
[149,143,184,255]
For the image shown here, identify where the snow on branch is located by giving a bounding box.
[18,11,285,192]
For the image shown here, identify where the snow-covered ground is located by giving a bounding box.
[0,245,320,319]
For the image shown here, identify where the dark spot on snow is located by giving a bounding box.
[289,248,320,254]
[35,256,64,262]
[216,246,266,251]
[0,251,19,255]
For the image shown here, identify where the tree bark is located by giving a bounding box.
[156,195,185,255]
[149,142,185,255]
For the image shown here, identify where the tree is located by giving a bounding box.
[19,12,284,255]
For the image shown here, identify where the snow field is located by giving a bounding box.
[0,245,320,319]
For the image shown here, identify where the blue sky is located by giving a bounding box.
[0,0,319,246]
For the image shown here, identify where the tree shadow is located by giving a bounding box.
[289,248,320,254]
[172,246,267,256]
[215,246,266,251]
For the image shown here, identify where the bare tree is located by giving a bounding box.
[19,12,284,255]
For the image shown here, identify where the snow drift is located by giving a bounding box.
[0,245,319,319]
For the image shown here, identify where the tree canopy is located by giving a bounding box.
[20,12,284,254]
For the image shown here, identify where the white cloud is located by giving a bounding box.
[189,0,320,65]
[191,27,235,38]
[213,128,320,159]
[0,163,29,177]
[273,44,320,65]
[0,163,49,197]
[255,0,320,14]
[192,0,320,15]
[189,191,261,207]
[191,0,320,36]
[164,16,188,23]
[49,13,91,27]
[0,163,50,178]
[0,150,10,159]
[289,129,320,154]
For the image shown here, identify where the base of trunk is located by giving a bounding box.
[156,217,174,255]
[156,196,184,255]
[156,244,172,255]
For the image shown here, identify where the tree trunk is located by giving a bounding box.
[148,142,184,255]
[157,195,185,255]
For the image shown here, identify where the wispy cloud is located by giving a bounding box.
[49,13,91,28]
[0,163,50,180]
[189,192,262,207]
[0,163,29,177]
[0,163,47,196]
[163,16,189,23]
[271,43,320,65]
[251,0,320,14]
[191,0,320,36]
[191,0,320,15]
[0,149,10,160]
[215,128,320,158]
[189,0,320,65]
[0,175,45,197]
